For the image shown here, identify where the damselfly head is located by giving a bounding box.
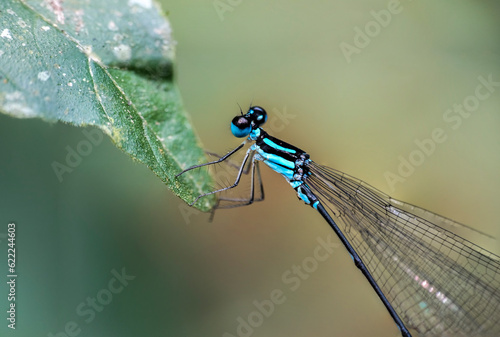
[230,106,267,138]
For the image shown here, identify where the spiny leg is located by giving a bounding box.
[176,141,247,177]
[217,159,265,208]
[204,149,253,175]
[188,148,253,206]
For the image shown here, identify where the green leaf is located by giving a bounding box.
[0,0,214,211]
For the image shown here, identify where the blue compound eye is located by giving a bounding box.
[249,106,267,126]
[231,116,251,137]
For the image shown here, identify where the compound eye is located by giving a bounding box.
[231,116,251,138]
[249,106,267,126]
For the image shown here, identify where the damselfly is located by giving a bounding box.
[176,106,500,337]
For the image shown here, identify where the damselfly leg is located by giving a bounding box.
[177,143,265,209]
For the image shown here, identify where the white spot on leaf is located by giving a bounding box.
[43,0,65,24]
[73,9,85,33]
[41,26,51,31]
[108,21,118,31]
[113,44,132,61]
[128,0,152,9]
[38,71,51,81]
[17,19,28,28]
[2,92,36,118]
[1,29,13,40]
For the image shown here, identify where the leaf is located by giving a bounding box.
[0,0,214,211]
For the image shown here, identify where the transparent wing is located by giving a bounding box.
[390,196,498,249]
[306,162,500,337]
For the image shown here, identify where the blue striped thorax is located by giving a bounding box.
[231,106,314,205]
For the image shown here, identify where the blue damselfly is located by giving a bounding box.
[176,106,500,337]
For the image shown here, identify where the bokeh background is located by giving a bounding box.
[1,1,500,337]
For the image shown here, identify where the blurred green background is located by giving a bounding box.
[1,1,500,337]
